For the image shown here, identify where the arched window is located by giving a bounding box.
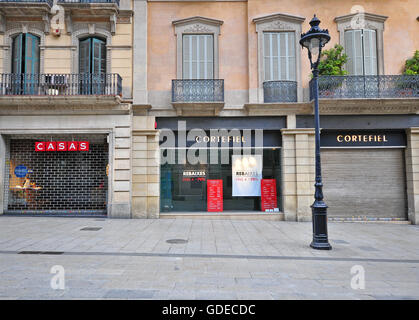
[11,33,40,94]
[79,37,106,74]
[79,37,106,94]
[12,33,40,74]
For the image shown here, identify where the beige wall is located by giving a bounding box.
[147,1,249,93]
[248,0,419,90]
[147,0,419,104]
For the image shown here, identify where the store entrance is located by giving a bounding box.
[160,148,281,213]
[4,134,109,215]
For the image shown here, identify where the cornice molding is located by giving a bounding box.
[172,102,225,116]
[253,12,305,26]
[172,16,224,27]
[334,12,388,24]
[318,98,419,115]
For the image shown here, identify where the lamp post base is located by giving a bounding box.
[310,200,332,250]
[310,241,332,250]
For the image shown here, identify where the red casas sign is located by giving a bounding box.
[35,141,89,152]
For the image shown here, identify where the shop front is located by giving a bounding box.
[157,117,285,215]
[3,134,109,215]
[320,130,408,221]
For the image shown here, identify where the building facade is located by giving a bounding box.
[1,0,419,224]
[0,0,134,218]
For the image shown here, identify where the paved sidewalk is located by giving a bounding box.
[0,216,418,299]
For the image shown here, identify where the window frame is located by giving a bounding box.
[335,12,387,76]
[173,16,223,80]
[182,34,214,80]
[78,36,107,74]
[262,31,296,82]
[253,13,305,103]
[4,27,45,74]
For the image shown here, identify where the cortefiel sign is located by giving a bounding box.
[320,131,406,148]
[232,155,262,197]
[35,141,90,152]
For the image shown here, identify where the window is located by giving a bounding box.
[79,37,106,74]
[79,37,106,94]
[263,32,296,81]
[182,34,214,79]
[344,29,377,75]
[253,13,305,103]
[335,12,387,75]
[173,16,223,79]
[12,33,40,74]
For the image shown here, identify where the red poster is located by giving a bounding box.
[207,179,223,212]
[35,142,45,152]
[261,179,277,212]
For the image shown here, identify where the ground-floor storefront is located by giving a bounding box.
[155,116,418,224]
[320,130,407,221]
[1,110,419,224]
[4,134,109,215]
[157,117,285,217]
[0,106,133,218]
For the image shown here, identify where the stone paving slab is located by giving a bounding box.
[0,216,418,300]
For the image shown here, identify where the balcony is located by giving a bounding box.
[0,73,122,96]
[57,0,119,18]
[0,73,123,112]
[58,0,119,4]
[263,80,298,103]
[311,75,419,100]
[172,79,224,102]
[0,0,52,15]
[0,0,119,16]
[171,79,225,116]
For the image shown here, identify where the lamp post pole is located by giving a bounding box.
[310,60,331,250]
[300,15,332,250]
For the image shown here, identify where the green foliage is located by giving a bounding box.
[403,50,419,75]
[318,44,348,76]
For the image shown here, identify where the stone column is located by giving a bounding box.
[281,128,315,222]
[0,134,6,214]
[132,106,160,218]
[405,128,419,225]
[110,124,132,218]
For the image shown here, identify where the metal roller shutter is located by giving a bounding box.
[4,134,108,215]
[322,148,407,219]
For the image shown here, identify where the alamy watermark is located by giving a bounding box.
[159,121,264,165]
[350,265,365,290]
[50,265,65,290]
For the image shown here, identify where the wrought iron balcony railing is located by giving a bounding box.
[310,75,419,100]
[0,0,53,5]
[172,79,224,103]
[263,80,298,103]
[0,73,122,96]
[58,0,119,5]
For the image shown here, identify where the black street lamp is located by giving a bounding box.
[300,15,332,250]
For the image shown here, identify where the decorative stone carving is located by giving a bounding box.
[88,23,95,35]
[184,23,212,33]
[110,14,117,35]
[65,14,73,35]
[265,20,294,31]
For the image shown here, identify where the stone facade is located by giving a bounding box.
[0,0,419,224]
[405,128,419,225]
